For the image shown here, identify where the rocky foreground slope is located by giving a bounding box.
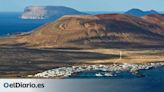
[1,14,164,49]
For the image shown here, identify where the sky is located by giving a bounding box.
[0,0,163,12]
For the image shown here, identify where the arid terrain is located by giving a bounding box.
[0,14,164,77]
[0,45,163,77]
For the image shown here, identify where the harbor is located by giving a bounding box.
[28,62,164,78]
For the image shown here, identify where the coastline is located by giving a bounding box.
[29,62,164,78]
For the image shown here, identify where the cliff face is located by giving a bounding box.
[125,9,159,16]
[21,6,86,19]
[14,14,164,48]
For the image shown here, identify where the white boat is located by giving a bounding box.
[104,73,113,77]
[95,73,103,77]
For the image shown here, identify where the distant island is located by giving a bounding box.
[21,7,160,19]
[21,6,87,19]
[125,8,159,16]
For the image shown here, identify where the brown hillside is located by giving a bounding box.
[142,14,164,35]
[2,14,164,48]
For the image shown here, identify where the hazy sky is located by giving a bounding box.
[0,0,163,12]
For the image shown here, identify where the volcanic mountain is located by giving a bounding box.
[21,6,86,19]
[142,14,164,25]
[2,14,164,48]
[142,14,164,35]
[125,9,159,16]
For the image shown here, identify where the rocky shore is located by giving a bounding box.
[28,62,164,78]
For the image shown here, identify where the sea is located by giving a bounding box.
[0,12,164,92]
[0,12,54,36]
[65,67,164,92]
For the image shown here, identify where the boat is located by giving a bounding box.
[104,73,113,77]
[95,73,103,77]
